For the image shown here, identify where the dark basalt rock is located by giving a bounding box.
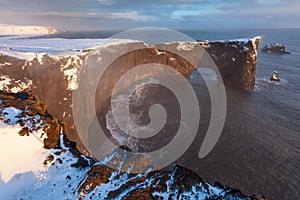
[77,162,267,200]
[261,43,291,54]
[270,71,280,82]
[198,37,260,91]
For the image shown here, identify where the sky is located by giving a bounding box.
[0,0,299,31]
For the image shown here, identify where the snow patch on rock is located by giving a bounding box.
[60,56,83,91]
[0,75,33,93]
[176,42,196,51]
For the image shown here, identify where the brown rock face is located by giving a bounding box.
[77,162,266,200]
[198,37,260,91]
[0,91,267,199]
[0,38,266,199]
[0,38,260,155]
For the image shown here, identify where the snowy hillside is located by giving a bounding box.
[0,24,57,35]
[0,102,261,200]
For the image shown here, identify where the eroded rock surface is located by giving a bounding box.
[0,38,267,199]
[0,38,260,152]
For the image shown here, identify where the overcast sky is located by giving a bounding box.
[0,0,299,31]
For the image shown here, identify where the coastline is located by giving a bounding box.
[0,29,299,199]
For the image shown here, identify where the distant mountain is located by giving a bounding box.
[0,24,57,35]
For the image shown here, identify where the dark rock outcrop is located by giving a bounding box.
[78,163,262,200]
[261,43,291,54]
[270,71,280,82]
[198,37,260,91]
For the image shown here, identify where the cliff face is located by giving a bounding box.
[0,38,260,150]
[0,37,260,94]
[199,37,260,91]
[0,38,264,198]
[0,92,266,199]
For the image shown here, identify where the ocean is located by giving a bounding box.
[192,29,300,200]
[35,29,300,199]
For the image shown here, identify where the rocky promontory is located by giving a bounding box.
[0,91,266,199]
[0,37,260,150]
[0,37,266,199]
[199,37,260,91]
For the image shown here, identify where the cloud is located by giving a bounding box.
[0,0,299,30]
[30,11,155,21]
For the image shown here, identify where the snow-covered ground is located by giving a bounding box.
[0,36,138,92]
[0,123,45,183]
[0,24,57,36]
[0,104,254,199]
[0,107,45,183]
[0,35,139,58]
[0,36,109,56]
[0,106,89,200]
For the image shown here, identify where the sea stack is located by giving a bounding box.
[261,43,291,54]
[270,71,280,82]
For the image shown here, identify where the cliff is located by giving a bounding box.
[0,37,265,199]
[199,37,260,91]
[0,37,260,149]
[0,91,266,199]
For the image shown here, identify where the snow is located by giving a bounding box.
[0,47,37,60]
[0,103,91,199]
[0,75,33,93]
[0,133,89,200]
[1,107,21,124]
[0,107,88,199]
[59,55,83,90]
[0,37,140,92]
[0,35,262,199]
[176,42,196,51]
[63,67,79,90]
[0,24,57,36]
[0,37,137,91]
[0,36,137,57]
[0,37,104,57]
[251,36,261,53]
[0,122,46,183]
[0,107,251,199]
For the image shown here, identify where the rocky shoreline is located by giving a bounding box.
[0,91,266,199]
[0,37,267,199]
